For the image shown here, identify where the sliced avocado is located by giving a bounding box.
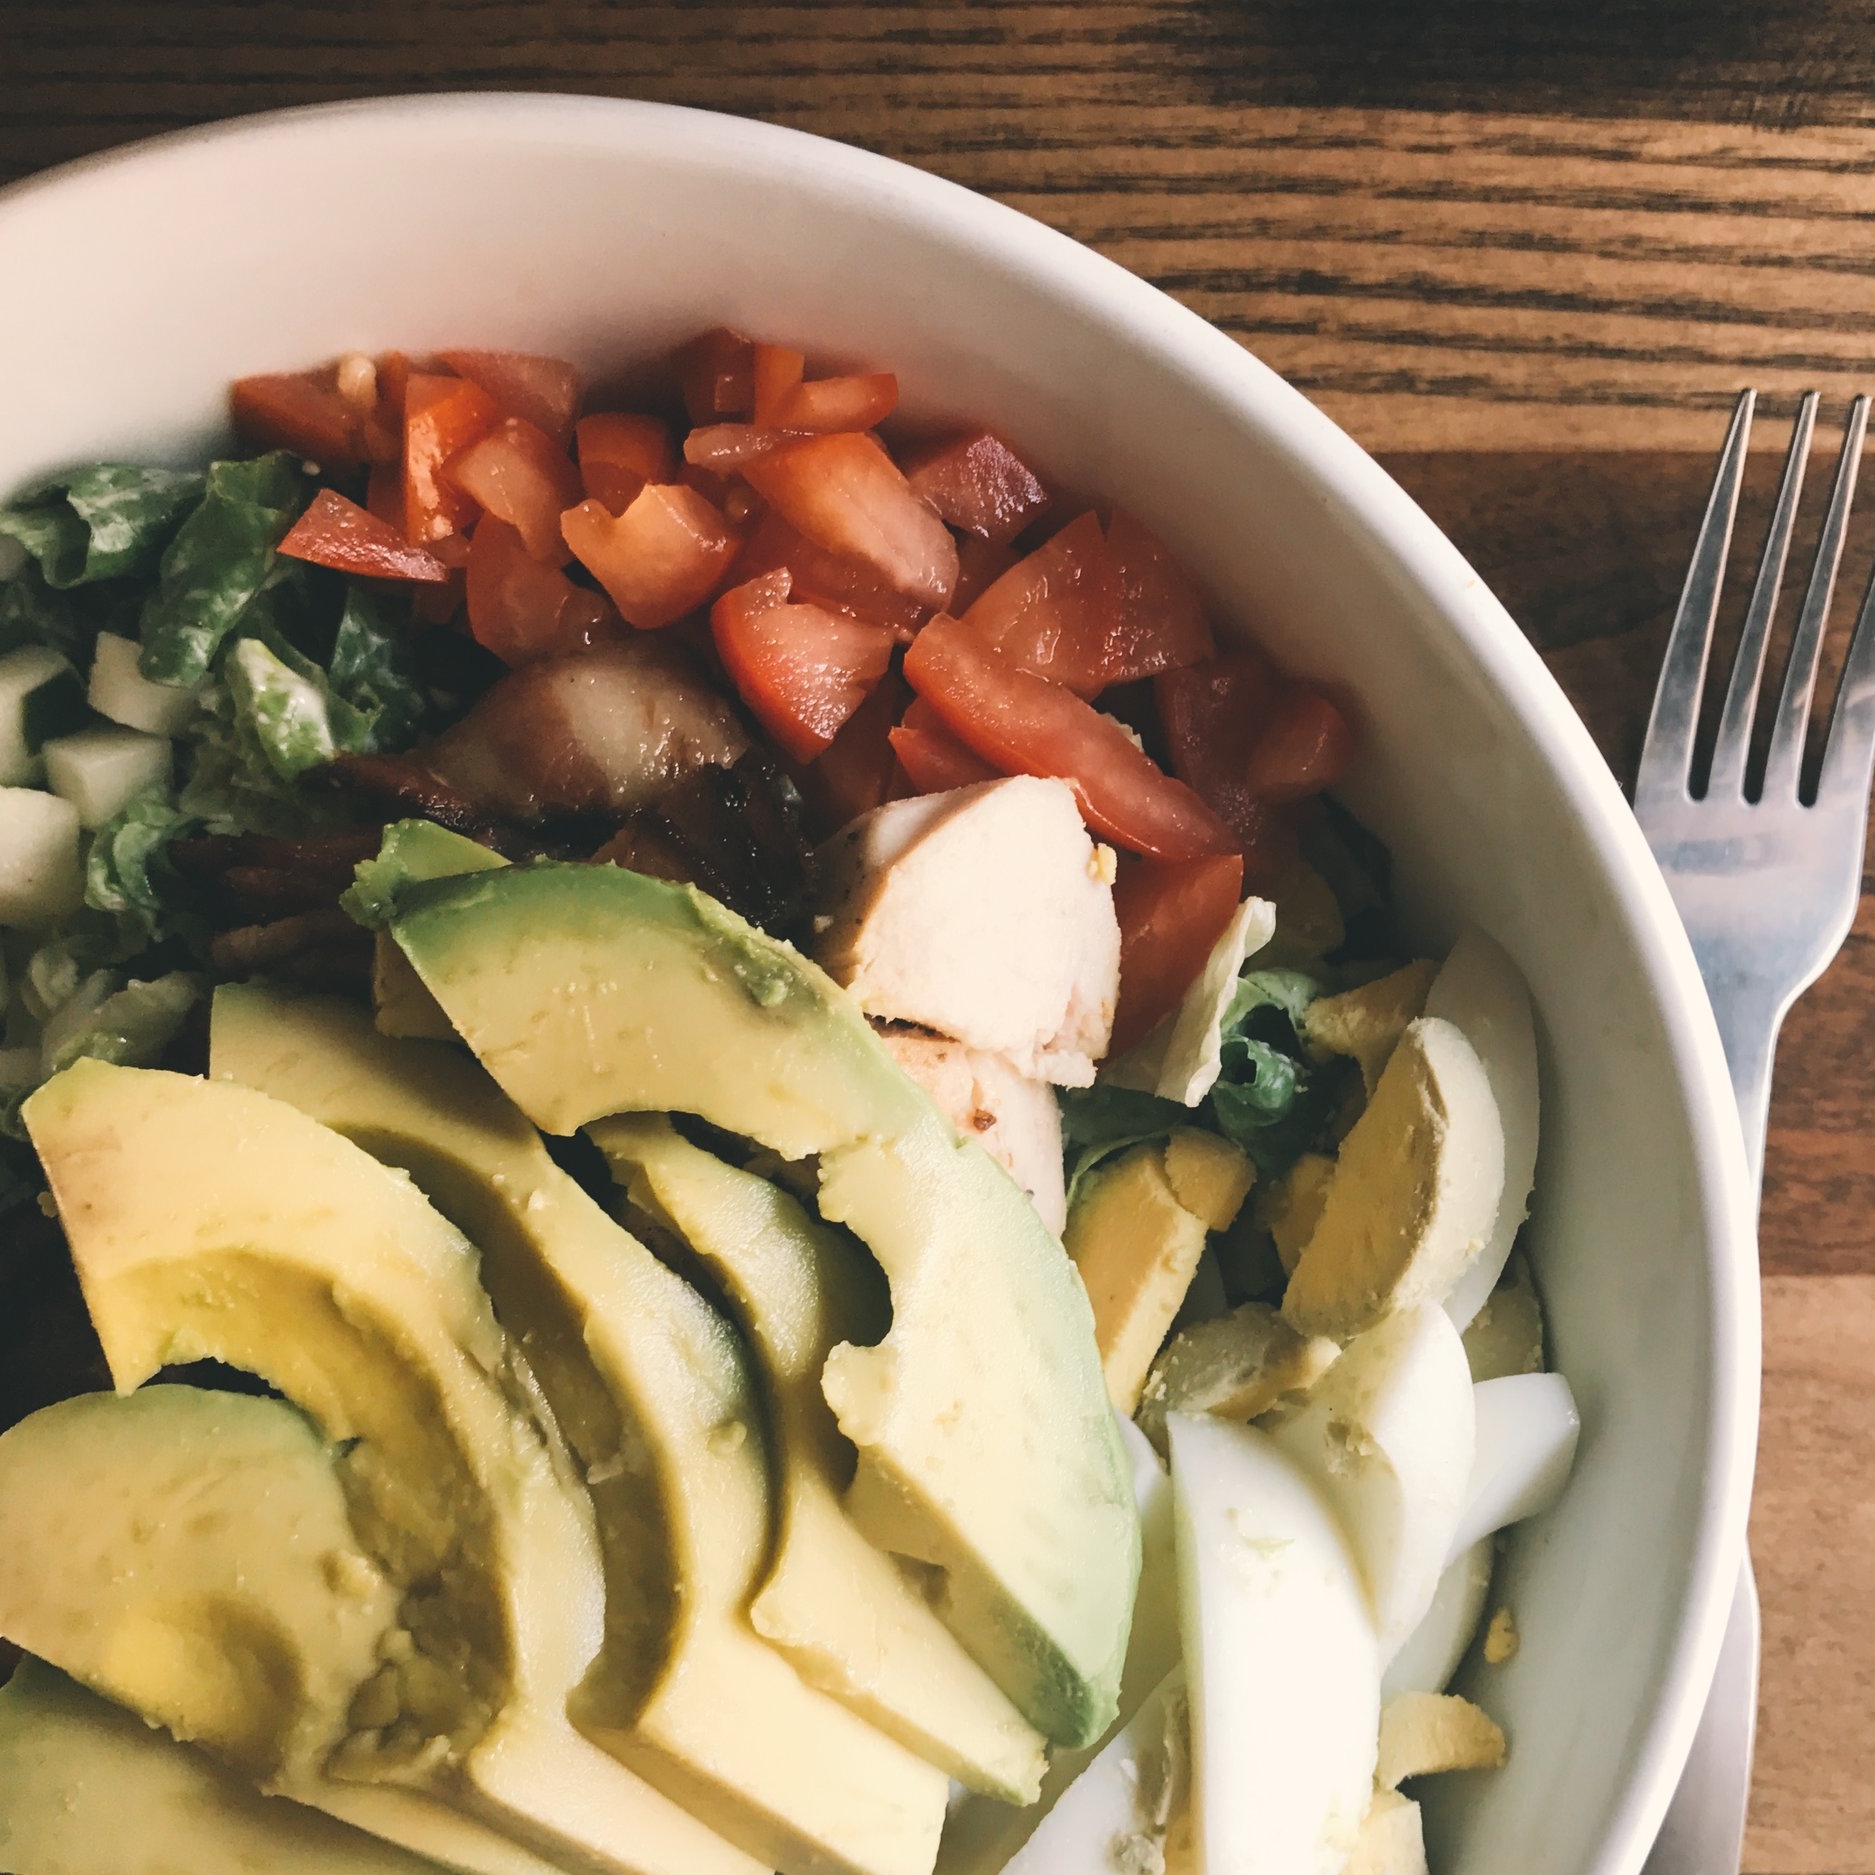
[0,1658,448,1875]
[380,858,1137,1748]
[345,822,510,1043]
[0,1389,582,1875]
[592,1113,1048,1801]
[22,1061,761,1875]
[0,1387,395,1786]
[212,986,948,1875]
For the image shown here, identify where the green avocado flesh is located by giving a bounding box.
[0,1387,396,1786]
[383,858,1138,1748]
[21,1060,762,1875]
[211,986,948,1875]
[0,1388,574,1875]
[0,1659,449,1875]
[592,1114,1048,1801]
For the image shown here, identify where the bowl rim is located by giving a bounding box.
[0,90,1762,1873]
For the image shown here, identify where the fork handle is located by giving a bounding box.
[1687,955,1784,1206]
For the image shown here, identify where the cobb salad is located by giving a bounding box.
[0,332,1578,1875]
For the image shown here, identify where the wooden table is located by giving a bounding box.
[4,6,1871,1866]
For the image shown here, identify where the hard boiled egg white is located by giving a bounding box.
[1169,1412,1379,1875]
[1382,1538,1493,1702]
[1426,930,1540,1333]
[1448,1371,1581,1562]
[1269,1303,1476,1658]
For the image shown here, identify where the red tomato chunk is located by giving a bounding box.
[743,434,958,610]
[673,327,758,425]
[438,349,584,450]
[446,417,583,563]
[905,430,1050,547]
[577,413,677,514]
[467,517,614,666]
[712,570,896,763]
[888,697,1000,794]
[231,366,372,472]
[902,614,1236,860]
[561,486,740,631]
[404,374,502,545]
[962,511,1115,697]
[1110,853,1246,1055]
[277,489,450,583]
[1104,510,1215,682]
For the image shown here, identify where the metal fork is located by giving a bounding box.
[1633,388,1875,1872]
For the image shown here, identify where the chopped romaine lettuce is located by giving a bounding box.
[37,968,200,1079]
[84,788,201,949]
[0,465,205,590]
[138,452,309,686]
[327,588,427,750]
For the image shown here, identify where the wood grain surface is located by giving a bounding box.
[2,4,1871,1866]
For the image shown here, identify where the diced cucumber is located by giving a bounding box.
[88,632,203,737]
[0,647,89,786]
[42,727,171,830]
[0,788,83,926]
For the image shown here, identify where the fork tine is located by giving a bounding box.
[1634,389,1755,807]
[1763,396,1868,801]
[1817,527,1875,811]
[1707,392,1817,799]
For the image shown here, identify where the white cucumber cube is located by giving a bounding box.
[0,646,88,786]
[43,726,171,829]
[0,788,83,925]
[88,632,203,737]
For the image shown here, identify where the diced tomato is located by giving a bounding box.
[366,461,406,534]
[1156,651,1279,842]
[404,374,503,545]
[577,413,676,513]
[743,434,958,609]
[1104,510,1215,682]
[752,343,806,426]
[445,417,582,563]
[950,534,1020,615]
[904,430,1050,546]
[277,489,450,583]
[734,511,927,638]
[889,697,1000,794]
[961,511,1116,696]
[561,486,740,630]
[902,614,1237,859]
[412,568,466,628]
[769,373,899,434]
[438,349,583,448]
[673,327,757,424]
[231,366,370,470]
[711,569,896,763]
[801,668,912,832]
[1244,685,1356,802]
[684,424,788,471]
[466,517,615,665]
[1109,853,1246,1055]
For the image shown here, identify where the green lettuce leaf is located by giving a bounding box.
[37,969,202,1080]
[0,561,143,665]
[138,452,309,686]
[84,789,202,949]
[328,587,427,749]
[0,465,205,589]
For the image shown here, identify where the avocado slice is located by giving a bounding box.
[379,857,1138,1747]
[211,986,949,1875]
[0,1658,450,1875]
[22,1061,761,1875]
[0,1387,580,1875]
[592,1114,1048,1801]
[0,1386,395,1786]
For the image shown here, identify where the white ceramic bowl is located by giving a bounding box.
[0,94,1758,1875]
